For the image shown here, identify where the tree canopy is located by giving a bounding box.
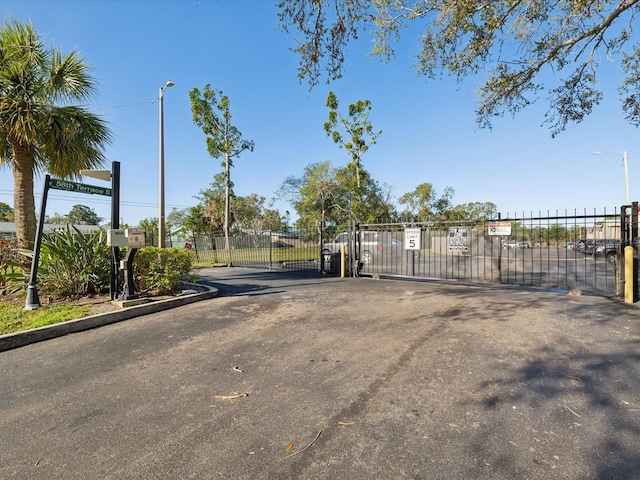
[0,19,111,248]
[278,0,640,135]
[280,160,395,230]
[398,183,454,221]
[66,204,103,225]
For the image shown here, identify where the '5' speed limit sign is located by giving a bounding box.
[404,228,421,250]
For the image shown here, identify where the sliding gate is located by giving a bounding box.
[344,206,638,297]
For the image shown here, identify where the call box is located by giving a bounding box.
[126,228,146,248]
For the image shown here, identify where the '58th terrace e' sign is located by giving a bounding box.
[49,178,111,197]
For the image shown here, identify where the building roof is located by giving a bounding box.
[0,222,103,235]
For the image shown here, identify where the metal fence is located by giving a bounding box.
[143,205,638,298]
[183,230,323,272]
[342,207,637,297]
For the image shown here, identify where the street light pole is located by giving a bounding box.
[158,80,174,248]
[623,150,630,206]
[593,150,631,205]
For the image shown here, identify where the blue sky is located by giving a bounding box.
[0,0,638,227]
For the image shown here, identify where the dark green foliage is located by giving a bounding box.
[39,226,111,297]
[133,247,196,295]
[66,204,103,225]
[279,1,640,135]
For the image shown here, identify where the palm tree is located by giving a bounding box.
[0,19,111,250]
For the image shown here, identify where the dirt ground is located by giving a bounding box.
[2,291,178,315]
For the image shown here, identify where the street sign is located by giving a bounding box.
[49,178,111,197]
[79,169,111,182]
[488,221,512,236]
[448,227,469,251]
[404,228,421,250]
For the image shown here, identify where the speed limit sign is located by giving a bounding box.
[404,228,421,250]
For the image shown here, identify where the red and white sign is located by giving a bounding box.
[488,221,512,236]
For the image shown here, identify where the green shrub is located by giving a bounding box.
[133,247,196,294]
[39,226,111,298]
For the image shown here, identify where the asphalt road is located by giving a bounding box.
[1,268,639,479]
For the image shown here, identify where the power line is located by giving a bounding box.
[0,188,193,210]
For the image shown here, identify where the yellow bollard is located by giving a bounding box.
[340,244,345,278]
[625,246,635,303]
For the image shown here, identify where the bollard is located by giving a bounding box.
[624,246,635,303]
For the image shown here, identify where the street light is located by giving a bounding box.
[158,80,174,248]
[592,150,630,205]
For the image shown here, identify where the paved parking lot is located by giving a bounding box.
[1,268,639,479]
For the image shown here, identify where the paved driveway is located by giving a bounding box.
[1,268,639,479]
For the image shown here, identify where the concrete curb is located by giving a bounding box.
[0,281,218,353]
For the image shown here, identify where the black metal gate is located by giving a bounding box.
[336,205,639,297]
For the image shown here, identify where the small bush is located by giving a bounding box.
[39,226,111,298]
[133,247,196,294]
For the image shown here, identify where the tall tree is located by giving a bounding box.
[66,204,102,225]
[196,174,227,232]
[166,208,186,232]
[324,91,381,189]
[278,1,640,135]
[182,205,214,236]
[190,84,254,265]
[335,164,395,222]
[398,183,454,221]
[233,194,283,245]
[279,161,345,232]
[0,20,111,249]
[444,201,498,222]
[280,160,394,229]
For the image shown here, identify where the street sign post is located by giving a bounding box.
[25,163,121,309]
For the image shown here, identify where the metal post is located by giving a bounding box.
[632,201,639,303]
[110,161,120,300]
[24,175,50,310]
[623,151,630,206]
[158,80,174,248]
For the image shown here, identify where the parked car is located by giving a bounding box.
[578,239,595,254]
[502,240,529,249]
[574,239,585,252]
[322,230,404,264]
[593,239,621,264]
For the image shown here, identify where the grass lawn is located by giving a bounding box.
[194,246,319,264]
[0,303,92,335]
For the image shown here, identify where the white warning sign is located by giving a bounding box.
[488,221,512,236]
[448,227,469,252]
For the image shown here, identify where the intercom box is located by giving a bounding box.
[107,229,127,247]
[126,228,146,248]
